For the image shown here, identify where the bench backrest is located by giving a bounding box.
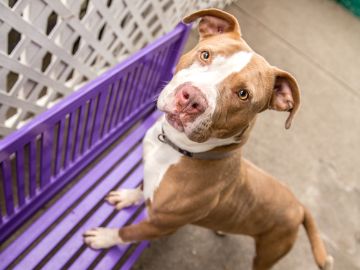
[0,23,190,243]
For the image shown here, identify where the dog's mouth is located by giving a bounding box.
[164,111,203,133]
[164,111,212,143]
[165,113,185,132]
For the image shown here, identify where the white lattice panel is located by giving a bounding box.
[0,0,232,138]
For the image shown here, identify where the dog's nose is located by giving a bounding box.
[175,84,207,115]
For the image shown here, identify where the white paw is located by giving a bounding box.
[105,188,143,210]
[83,227,124,249]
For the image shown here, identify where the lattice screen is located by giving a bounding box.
[0,0,233,139]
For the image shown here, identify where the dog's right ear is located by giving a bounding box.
[183,8,241,40]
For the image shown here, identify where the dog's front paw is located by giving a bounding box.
[105,189,143,210]
[83,227,124,249]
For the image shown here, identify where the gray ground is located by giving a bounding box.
[133,0,360,269]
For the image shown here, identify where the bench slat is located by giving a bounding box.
[91,91,109,146]
[113,77,126,126]
[102,82,117,137]
[141,52,162,104]
[139,51,163,107]
[81,98,96,153]
[0,112,159,269]
[147,48,169,100]
[124,67,142,117]
[116,72,133,124]
[13,148,143,270]
[99,85,113,139]
[64,110,77,168]
[1,158,15,216]
[15,148,26,206]
[40,165,144,270]
[136,61,152,109]
[54,119,65,176]
[120,241,149,270]
[108,79,123,132]
[120,242,149,270]
[72,105,86,161]
[149,48,170,100]
[28,140,37,198]
[40,128,54,188]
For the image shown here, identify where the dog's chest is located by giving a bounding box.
[142,118,182,201]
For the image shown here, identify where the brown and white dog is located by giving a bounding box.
[83,9,334,270]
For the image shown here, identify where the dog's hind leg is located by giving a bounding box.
[105,187,144,210]
[252,228,299,270]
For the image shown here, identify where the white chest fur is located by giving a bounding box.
[143,115,243,201]
[143,116,182,201]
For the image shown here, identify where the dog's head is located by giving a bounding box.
[157,9,300,144]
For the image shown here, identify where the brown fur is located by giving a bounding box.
[119,9,331,270]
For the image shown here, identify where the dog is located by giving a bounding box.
[83,8,334,270]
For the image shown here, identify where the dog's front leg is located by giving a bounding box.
[83,219,176,249]
[119,219,176,242]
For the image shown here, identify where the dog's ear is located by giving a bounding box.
[183,8,241,40]
[269,68,301,129]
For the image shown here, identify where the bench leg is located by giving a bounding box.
[105,187,144,210]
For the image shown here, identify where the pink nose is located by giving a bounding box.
[175,84,207,115]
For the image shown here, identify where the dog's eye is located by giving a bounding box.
[200,51,210,61]
[238,89,249,100]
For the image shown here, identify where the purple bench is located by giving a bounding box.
[0,23,190,270]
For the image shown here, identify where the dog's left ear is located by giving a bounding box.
[269,68,301,129]
[183,8,241,40]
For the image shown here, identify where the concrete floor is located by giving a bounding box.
[134,0,360,269]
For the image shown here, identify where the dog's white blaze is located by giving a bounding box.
[158,51,253,118]
[143,117,182,201]
[143,115,246,202]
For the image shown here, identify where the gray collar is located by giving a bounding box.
[157,128,234,160]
